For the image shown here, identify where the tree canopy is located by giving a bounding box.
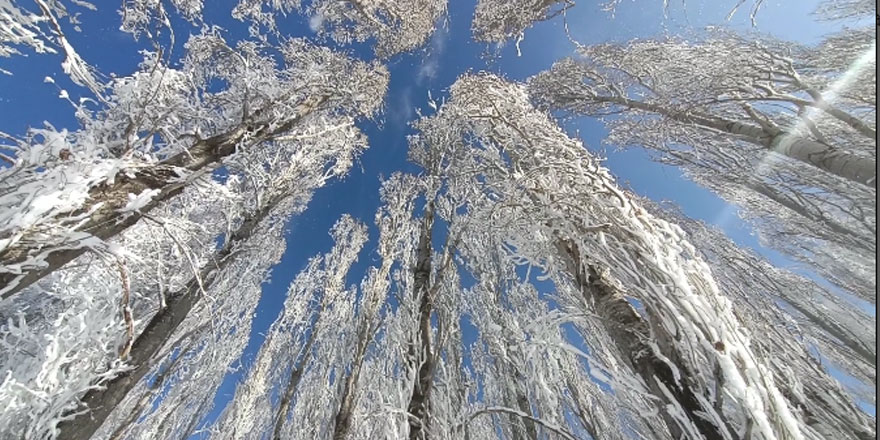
[0,1,874,439]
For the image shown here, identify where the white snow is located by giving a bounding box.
[120,188,161,213]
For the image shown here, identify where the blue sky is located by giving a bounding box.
[0,0,870,434]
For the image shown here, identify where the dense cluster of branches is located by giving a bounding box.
[472,0,777,45]
[201,74,873,440]
[0,1,873,440]
[0,2,394,438]
[528,22,876,302]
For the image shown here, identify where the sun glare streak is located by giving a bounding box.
[714,38,876,227]
[766,38,875,165]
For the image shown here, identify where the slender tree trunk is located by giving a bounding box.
[0,95,327,299]
[596,95,876,187]
[486,292,537,440]
[271,331,318,440]
[564,379,600,440]
[768,134,875,187]
[54,194,285,440]
[406,202,435,440]
[273,253,352,440]
[512,375,538,440]
[330,319,372,440]
[331,253,392,440]
[106,342,191,440]
[555,239,731,440]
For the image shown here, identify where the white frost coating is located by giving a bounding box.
[0,144,134,260]
[410,73,810,440]
[120,188,161,213]
[0,0,56,58]
[0,178,238,439]
[0,31,388,300]
[637,208,804,440]
[529,32,876,303]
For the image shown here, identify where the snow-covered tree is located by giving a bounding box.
[528,30,876,302]
[309,0,448,58]
[645,200,875,439]
[119,0,204,37]
[0,39,377,437]
[812,0,875,22]
[206,175,420,440]
[472,0,574,45]
[90,197,293,440]
[406,72,872,440]
[472,0,776,45]
[142,71,873,440]
[0,0,101,91]
[45,112,369,439]
[0,177,233,439]
[231,0,448,59]
[212,215,368,440]
[3,3,873,440]
[328,174,420,440]
[0,31,388,298]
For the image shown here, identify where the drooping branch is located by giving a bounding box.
[54,192,291,440]
[556,240,731,440]
[458,406,578,440]
[0,95,328,299]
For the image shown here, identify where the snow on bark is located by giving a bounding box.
[0,32,388,299]
[0,176,234,439]
[647,200,875,438]
[308,0,448,58]
[407,73,857,440]
[212,215,368,440]
[0,58,372,437]
[528,31,876,302]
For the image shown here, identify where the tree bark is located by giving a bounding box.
[406,202,435,440]
[273,244,349,440]
[54,194,283,440]
[0,95,327,299]
[271,334,316,440]
[331,259,391,440]
[555,239,730,440]
[512,376,538,440]
[105,333,201,440]
[593,95,877,187]
[330,319,371,440]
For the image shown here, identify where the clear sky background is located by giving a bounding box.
[0,0,871,434]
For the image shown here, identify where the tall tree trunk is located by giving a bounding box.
[555,239,731,440]
[564,379,602,440]
[273,251,352,440]
[597,95,876,187]
[330,319,372,440]
[511,373,538,440]
[331,251,392,440]
[406,202,435,440]
[486,287,537,440]
[106,339,193,440]
[271,329,318,440]
[0,95,327,299]
[54,194,286,440]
